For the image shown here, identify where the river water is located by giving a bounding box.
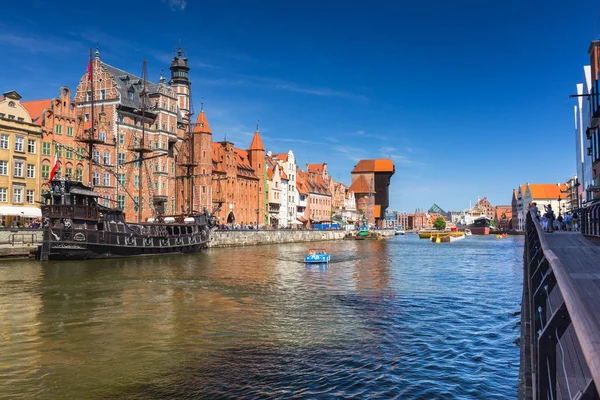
[0,234,523,399]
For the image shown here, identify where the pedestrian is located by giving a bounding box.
[532,202,539,221]
[557,214,564,231]
[572,211,579,231]
[565,212,571,231]
[542,214,548,231]
[544,204,554,233]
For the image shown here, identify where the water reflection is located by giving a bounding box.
[0,235,523,398]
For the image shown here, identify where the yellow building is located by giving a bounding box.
[0,91,42,227]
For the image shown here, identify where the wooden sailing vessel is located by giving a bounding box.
[37,49,221,260]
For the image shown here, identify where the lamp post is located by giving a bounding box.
[557,195,562,216]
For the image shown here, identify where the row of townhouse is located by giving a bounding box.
[264,151,362,229]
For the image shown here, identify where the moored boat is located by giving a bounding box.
[37,177,220,260]
[430,232,466,243]
[418,230,464,239]
[469,216,491,235]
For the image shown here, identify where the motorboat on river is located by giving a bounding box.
[305,249,330,263]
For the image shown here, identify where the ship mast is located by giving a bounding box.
[77,47,104,188]
[128,58,154,223]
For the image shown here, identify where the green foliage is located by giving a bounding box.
[433,217,446,230]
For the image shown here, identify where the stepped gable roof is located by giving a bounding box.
[249,129,265,151]
[351,159,395,173]
[349,175,374,194]
[193,110,212,134]
[21,99,51,125]
[528,183,566,200]
[101,62,163,111]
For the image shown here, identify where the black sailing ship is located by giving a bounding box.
[37,48,221,260]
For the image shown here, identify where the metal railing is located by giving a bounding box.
[41,204,99,220]
[523,209,599,399]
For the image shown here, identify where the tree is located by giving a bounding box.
[433,217,446,230]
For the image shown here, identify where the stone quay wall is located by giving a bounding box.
[0,230,43,245]
[209,229,346,248]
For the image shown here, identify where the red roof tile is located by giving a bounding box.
[528,184,566,200]
[351,159,395,173]
[273,153,288,162]
[21,99,51,125]
[307,163,325,174]
[193,110,212,134]
[248,130,265,151]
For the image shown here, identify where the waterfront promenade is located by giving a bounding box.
[521,210,600,399]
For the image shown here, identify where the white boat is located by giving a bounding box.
[394,226,405,235]
[464,229,472,236]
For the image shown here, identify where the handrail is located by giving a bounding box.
[527,209,600,391]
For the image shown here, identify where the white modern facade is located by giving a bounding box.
[574,65,594,208]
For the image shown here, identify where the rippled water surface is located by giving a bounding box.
[0,235,523,399]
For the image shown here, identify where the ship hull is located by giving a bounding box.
[470,227,490,235]
[38,225,210,260]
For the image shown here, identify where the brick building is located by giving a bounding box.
[22,86,84,191]
[209,128,265,227]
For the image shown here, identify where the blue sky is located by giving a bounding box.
[1,0,597,211]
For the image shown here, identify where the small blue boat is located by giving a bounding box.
[305,249,330,263]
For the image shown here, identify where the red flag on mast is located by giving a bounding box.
[48,154,58,183]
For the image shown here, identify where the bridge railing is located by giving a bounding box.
[524,209,599,399]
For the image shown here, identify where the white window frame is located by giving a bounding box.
[26,189,34,204]
[0,134,8,149]
[14,136,24,152]
[13,160,23,178]
[12,186,23,203]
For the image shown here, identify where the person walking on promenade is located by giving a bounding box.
[542,214,548,231]
[532,202,540,221]
[544,204,554,233]
[565,212,571,231]
[572,210,579,232]
[557,214,564,231]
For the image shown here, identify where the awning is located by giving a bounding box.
[290,220,303,225]
[0,206,42,218]
[297,217,308,223]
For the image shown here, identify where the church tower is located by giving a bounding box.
[169,44,191,122]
